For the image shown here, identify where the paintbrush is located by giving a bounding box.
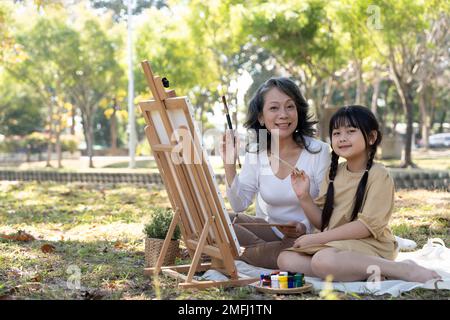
[222,95,242,169]
[268,151,303,176]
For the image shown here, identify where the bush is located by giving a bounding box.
[24,132,48,153]
[61,135,79,153]
[143,208,181,240]
[136,138,151,156]
[0,137,24,153]
[0,132,79,154]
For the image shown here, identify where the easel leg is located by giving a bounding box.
[186,218,211,282]
[153,208,181,275]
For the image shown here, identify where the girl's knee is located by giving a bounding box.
[311,249,338,278]
[277,251,292,270]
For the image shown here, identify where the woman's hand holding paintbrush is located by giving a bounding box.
[221,96,241,169]
[220,130,240,167]
[220,130,240,187]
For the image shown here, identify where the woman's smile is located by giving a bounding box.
[275,122,292,129]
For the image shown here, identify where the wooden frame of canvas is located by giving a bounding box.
[139,60,258,289]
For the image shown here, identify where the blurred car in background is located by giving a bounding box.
[429,133,450,148]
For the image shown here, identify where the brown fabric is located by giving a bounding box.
[229,213,294,269]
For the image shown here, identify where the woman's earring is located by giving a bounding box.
[295,129,299,133]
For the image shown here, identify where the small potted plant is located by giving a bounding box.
[143,207,181,267]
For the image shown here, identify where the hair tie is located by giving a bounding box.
[365,169,369,172]
[329,180,334,183]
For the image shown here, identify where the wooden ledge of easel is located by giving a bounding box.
[144,263,259,290]
[144,262,213,276]
[178,277,259,290]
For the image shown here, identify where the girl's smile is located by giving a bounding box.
[332,126,369,171]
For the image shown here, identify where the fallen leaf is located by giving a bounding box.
[0,230,35,242]
[106,282,117,289]
[31,274,42,282]
[114,241,125,249]
[41,244,56,253]
[7,268,24,278]
[82,290,106,300]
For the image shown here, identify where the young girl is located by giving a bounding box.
[277,105,441,283]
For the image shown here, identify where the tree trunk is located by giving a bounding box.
[355,60,364,105]
[389,55,417,168]
[46,102,53,167]
[429,88,437,134]
[110,108,117,155]
[397,82,416,168]
[371,78,381,118]
[392,108,398,137]
[343,85,351,106]
[418,88,429,150]
[379,81,390,136]
[81,113,95,168]
[56,127,62,168]
[71,104,76,135]
[438,110,446,133]
[403,93,415,167]
[87,120,94,168]
[54,101,63,169]
[313,93,325,140]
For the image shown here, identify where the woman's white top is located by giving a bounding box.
[226,136,330,238]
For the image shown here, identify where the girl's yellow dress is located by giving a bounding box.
[287,162,398,260]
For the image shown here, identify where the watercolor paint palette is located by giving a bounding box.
[252,282,313,294]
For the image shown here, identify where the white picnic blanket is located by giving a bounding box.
[197,238,450,297]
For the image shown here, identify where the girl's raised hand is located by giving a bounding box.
[290,169,311,200]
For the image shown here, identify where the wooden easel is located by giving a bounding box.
[139,61,258,289]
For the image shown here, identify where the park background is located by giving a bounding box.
[0,0,449,300]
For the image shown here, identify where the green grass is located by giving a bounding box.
[0,181,448,300]
[103,160,158,170]
[104,157,450,173]
[381,157,450,170]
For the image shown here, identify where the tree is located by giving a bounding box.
[134,6,221,130]
[0,75,45,136]
[362,0,449,167]
[67,17,123,167]
[90,0,167,22]
[184,0,249,126]
[241,0,343,139]
[4,16,80,167]
[415,13,449,149]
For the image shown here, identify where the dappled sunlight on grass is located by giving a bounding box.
[0,181,448,300]
[390,189,449,247]
[13,190,40,201]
